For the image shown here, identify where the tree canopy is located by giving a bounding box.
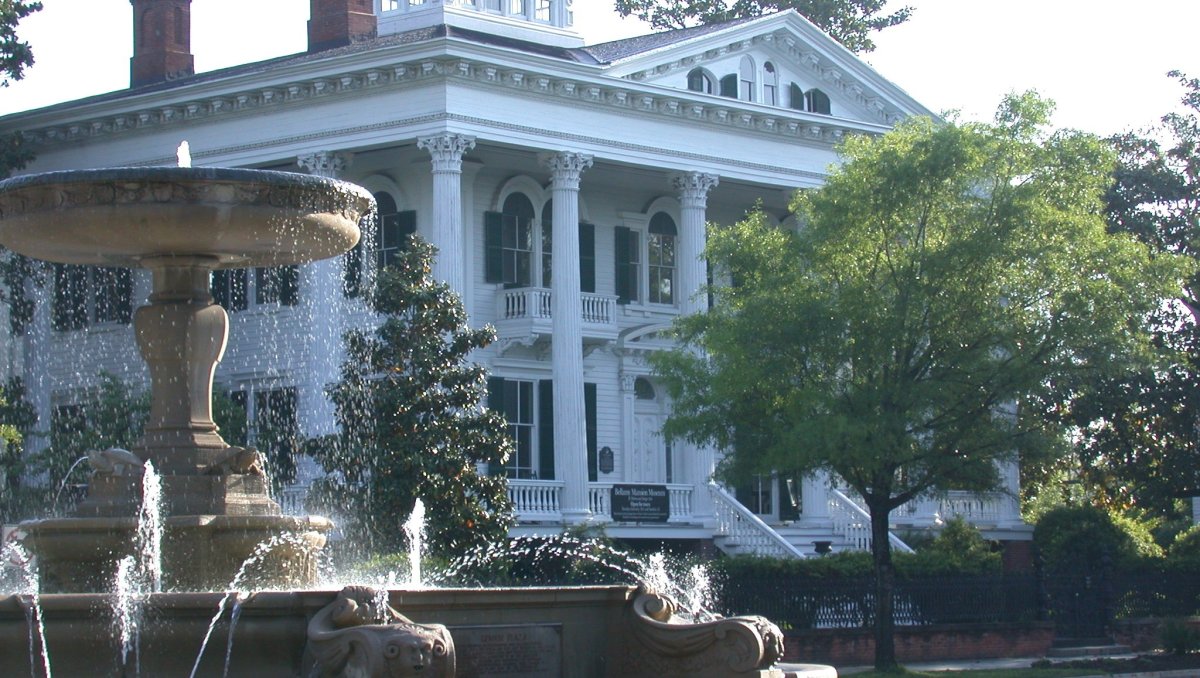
[613,0,911,53]
[653,93,1187,669]
[307,238,514,560]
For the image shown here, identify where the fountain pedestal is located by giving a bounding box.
[0,167,372,593]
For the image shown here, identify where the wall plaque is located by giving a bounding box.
[451,624,562,678]
[611,483,670,523]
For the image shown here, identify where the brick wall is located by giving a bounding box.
[784,622,1055,666]
[1114,617,1200,652]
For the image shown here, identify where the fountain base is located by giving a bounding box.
[18,514,330,592]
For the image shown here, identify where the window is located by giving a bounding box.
[614,227,640,304]
[211,265,298,312]
[719,74,738,99]
[487,377,596,481]
[52,265,133,331]
[806,88,831,115]
[535,0,551,21]
[344,192,416,298]
[788,83,804,111]
[539,199,596,293]
[484,193,534,287]
[647,213,677,305]
[229,386,298,486]
[763,62,778,106]
[738,56,756,102]
[687,68,713,94]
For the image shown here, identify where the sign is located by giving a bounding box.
[451,624,561,678]
[611,484,670,523]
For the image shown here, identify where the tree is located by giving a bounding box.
[1042,72,1200,519]
[652,93,1186,670]
[613,0,911,53]
[0,0,41,176]
[0,376,36,522]
[307,237,514,560]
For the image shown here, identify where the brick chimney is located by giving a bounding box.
[130,0,194,88]
[308,0,377,53]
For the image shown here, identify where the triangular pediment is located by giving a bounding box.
[588,11,933,128]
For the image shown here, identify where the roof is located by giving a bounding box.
[582,14,766,64]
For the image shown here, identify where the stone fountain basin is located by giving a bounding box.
[0,167,372,267]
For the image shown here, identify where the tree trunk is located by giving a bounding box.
[869,500,898,671]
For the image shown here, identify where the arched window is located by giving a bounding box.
[763,62,778,106]
[344,191,415,297]
[648,212,677,305]
[485,192,534,287]
[634,377,656,400]
[806,88,831,115]
[687,68,713,94]
[788,83,804,110]
[738,56,756,102]
[719,74,738,99]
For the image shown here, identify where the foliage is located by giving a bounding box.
[1169,525,1200,566]
[1033,505,1162,571]
[39,372,150,491]
[1161,618,1200,655]
[1040,72,1200,520]
[307,237,514,560]
[0,376,36,521]
[613,0,910,53]
[653,92,1185,669]
[900,517,1000,576]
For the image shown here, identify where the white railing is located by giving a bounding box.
[507,479,564,520]
[587,483,695,522]
[938,491,1008,523]
[709,483,805,559]
[496,288,617,325]
[828,489,914,554]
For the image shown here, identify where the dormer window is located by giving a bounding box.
[719,74,737,98]
[687,68,714,94]
[763,62,778,106]
[788,83,832,115]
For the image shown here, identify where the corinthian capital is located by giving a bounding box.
[540,151,593,189]
[670,172,720,208]
[418,133,476,172]
[297,151,353,178]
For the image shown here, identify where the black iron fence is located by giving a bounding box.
[720,569,1200,633]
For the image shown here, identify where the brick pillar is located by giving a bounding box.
[308,0,377,52]
[130,0,194,88]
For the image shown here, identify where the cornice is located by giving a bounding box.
[15,43,892,156]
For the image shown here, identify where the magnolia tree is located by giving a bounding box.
[653,93,1188,670]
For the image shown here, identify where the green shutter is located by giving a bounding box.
[538,379,555,480]
[116,267,133,324]
[585,382,597,482]
[486,377,506,476]
[484,211,503,283]
[280,266,299,306]
[615,226,634,304]
[397,210,417,251]
[579,222,595,294]
[720,74,738,98]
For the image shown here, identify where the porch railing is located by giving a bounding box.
[497,287,617,325]
[710,483,805,559]
[507,479,563,520]
[828,488,914,554]
[938,490,1009,523]
[588,483,695,522]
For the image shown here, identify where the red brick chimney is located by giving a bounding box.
[308,0,377,53]
[130,0,195,88]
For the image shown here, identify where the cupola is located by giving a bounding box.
[377,0,582,48]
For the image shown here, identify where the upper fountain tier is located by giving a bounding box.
[0,167,373,268]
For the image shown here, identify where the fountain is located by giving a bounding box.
[0,165,807,676]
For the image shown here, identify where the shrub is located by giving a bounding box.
[1170,525,1200,567]
[1161,618,1200,655]
[897,517,1001,576]
[1034,504,1162,571]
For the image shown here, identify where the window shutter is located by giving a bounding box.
[789,83,804,110]
[579,222,595,294]
[585,382,597,482]
[719,74,738,98]
[344,242,363,298]
[538,379,555,480]
[484,211,503,283]
[280,265,299,306]
[486,377,506,476]
[231,269,248,311]
[614,226,637,304]
[116,268,133,324]
[397,210,417,250]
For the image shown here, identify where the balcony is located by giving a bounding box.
[494,287,619,345]
[506,480,696,524]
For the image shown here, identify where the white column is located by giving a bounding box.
[296,152,352,478]
[541,151,593,524]
[671,172,719,524]
[417,133,475,296]
[670,172,719,316]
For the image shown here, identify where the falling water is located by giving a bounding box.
[403,498,426,588]
[138,461,164,594]
[49,455,88,515]
[2,538,51,678]
[112,460,164,676]
[113,554,141,674]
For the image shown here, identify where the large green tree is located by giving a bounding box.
[652,93,1186,670]
[613,0,911,53]
[307,238,514,560]
[1037,72,1200,519]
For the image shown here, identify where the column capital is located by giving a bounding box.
[297,151,353,178]
[540,151,593,189]
[418,133,476,172]
[670,172,720,208]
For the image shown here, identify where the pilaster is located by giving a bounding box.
[418,134,475,296]
[541,151,592,524]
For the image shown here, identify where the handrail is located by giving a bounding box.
[709,483,805,559]
[828,488,914,554]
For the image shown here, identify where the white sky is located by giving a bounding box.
[3,1,1199,137]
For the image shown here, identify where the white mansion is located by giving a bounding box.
[0,0,1029,557]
